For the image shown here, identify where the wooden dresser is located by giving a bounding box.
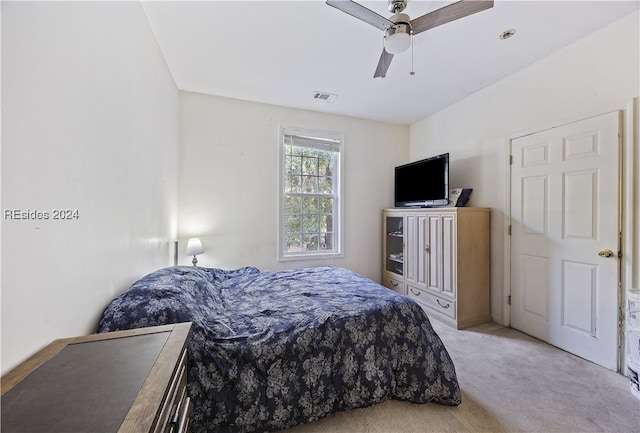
[1,322,192,433]
[383,208,491,329]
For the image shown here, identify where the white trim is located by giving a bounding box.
[282,126,342,143]
[501,138,512,327]
[623,98,638,293]
[622,97,638,374]
[284,133,340,153]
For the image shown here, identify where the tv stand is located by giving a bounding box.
[382,207,491,329]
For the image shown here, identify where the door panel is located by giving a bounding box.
[416,216,427,286]
[441,214,456,298]
[426,215,441,292]
[406,215,428,287]
[522,175,548,236]
[561,259,597,336]
[405,215,417,284]
[563,169,597,239]
[511,111,620,371]
[520,253,549,339]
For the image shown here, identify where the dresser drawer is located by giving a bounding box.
[407,286,456,319]
[167,390,191,433]
[156,349,190,433]
[168,369,191,433]
[383,274,405,295]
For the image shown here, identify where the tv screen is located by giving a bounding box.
[394,153,449,207]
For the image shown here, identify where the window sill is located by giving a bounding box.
[279,252,343,262]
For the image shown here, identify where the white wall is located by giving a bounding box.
[409,12,640,324]
[178,91,408,281]
[1,1,178,374]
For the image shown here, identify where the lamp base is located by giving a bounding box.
[192,256,198,266]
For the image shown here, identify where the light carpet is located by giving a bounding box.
[279,320,640,433]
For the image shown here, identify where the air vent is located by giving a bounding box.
[313,91,338,103]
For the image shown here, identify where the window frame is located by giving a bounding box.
[278,126,344,261]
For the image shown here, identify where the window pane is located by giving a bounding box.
[302,233,320,251]
[318,197,333,213]
[285,214,302,234]
[318,176,333,194]
[301,175,317,193]
[303,147,321,158]
[302,196,318,213]
[285,196,302,214]
[286,234,303,253]
[301,156,318,176]
[318,157,332,176]
[285,175,301,193]
[285,155,301,175]
[289,146,304,157]
[303,214,318,233]
[322,232,333,250]
[320,214,334,231]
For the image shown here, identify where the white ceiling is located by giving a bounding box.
[141,0,639,125]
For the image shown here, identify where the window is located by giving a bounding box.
[279,128,342,260]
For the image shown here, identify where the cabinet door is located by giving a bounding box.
[440,214,457,298]
[425,214,441,293]
[384,215,405,276]
[405,215,428,288]
[425,213,457,299]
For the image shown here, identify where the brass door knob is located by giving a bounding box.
[598,249,615,258]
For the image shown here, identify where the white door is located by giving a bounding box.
[510,111,621,371]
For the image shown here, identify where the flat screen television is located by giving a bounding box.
[394,153,449,207]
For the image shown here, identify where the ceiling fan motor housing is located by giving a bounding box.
[388,0,407,13]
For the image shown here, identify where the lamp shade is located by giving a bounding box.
[185,238,204,256]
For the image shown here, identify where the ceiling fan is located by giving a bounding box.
[326,0,494,78]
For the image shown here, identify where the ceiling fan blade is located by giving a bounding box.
[373,49,394,78]
[411,0,494,35]
[326,0,394,32]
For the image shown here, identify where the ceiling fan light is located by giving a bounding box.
[385,31,411,54]
[384,22,411,54]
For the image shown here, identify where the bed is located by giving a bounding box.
[97,265,461,433]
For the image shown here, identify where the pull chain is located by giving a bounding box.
[410,32,415,76]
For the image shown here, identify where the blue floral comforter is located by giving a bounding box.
[97,266,461,433]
